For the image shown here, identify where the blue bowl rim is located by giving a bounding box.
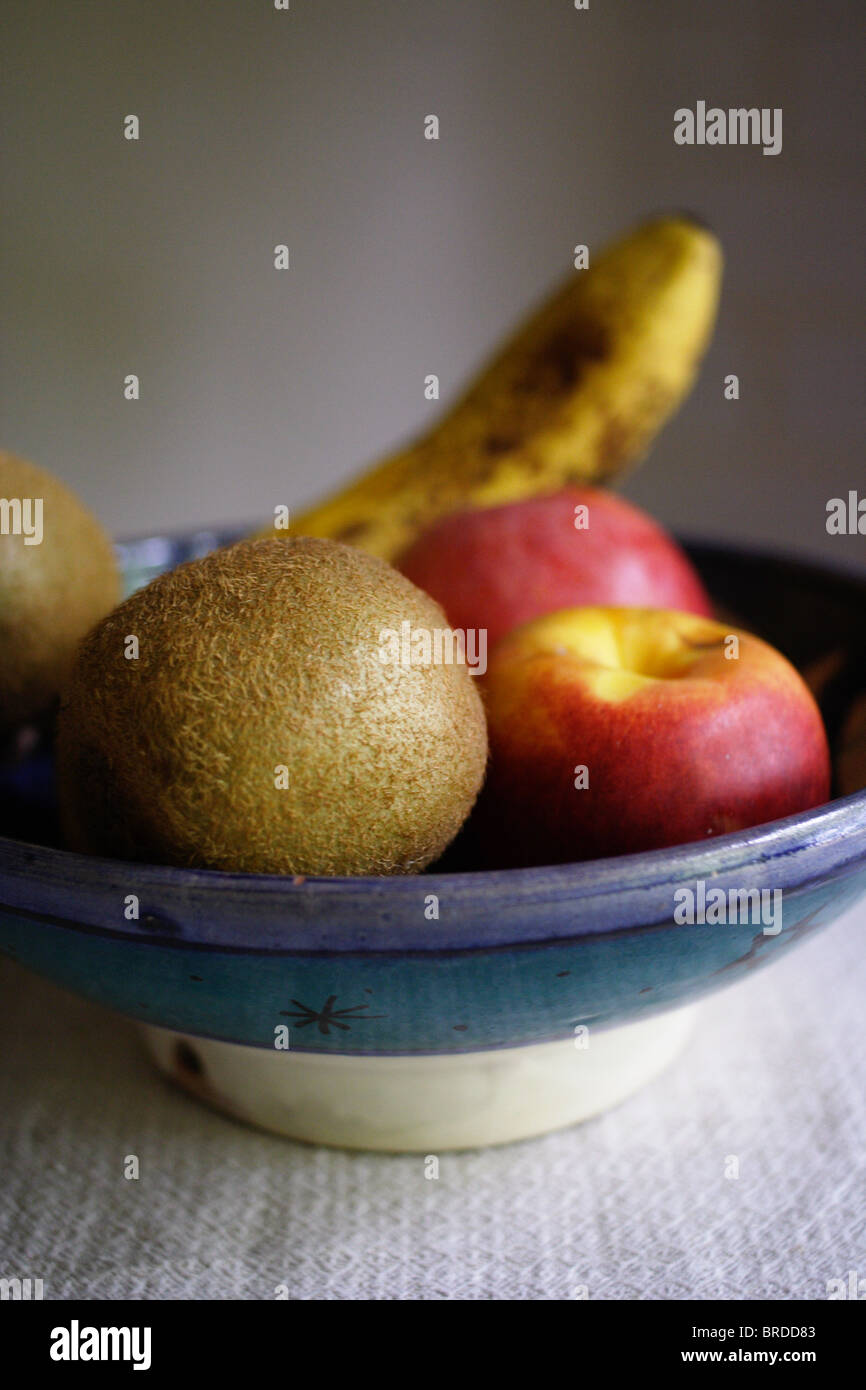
[2,786,865,956]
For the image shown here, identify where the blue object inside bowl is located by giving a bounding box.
[0,531,864,1055]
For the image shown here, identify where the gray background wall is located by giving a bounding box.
[1,0,863,566]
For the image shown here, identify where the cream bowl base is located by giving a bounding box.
[142,1005,697,1152]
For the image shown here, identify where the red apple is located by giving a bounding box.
[397,487,712,650]
[469,607,831,866]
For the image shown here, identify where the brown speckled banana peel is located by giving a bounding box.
[263,215,722,561]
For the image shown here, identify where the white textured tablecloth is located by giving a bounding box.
[1,906,864,1301]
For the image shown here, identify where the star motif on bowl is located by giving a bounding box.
[279,995,385,1035]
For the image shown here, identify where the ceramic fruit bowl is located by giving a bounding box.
[1,530,864,1150]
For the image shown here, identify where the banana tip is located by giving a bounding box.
[659,209,715,235]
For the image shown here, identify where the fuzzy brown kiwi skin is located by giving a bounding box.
[0,451,121,737]
[57,536,489,877]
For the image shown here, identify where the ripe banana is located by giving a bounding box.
[262,214,722,561]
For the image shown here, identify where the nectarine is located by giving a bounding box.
[470,607,831,866]
[397,487,712,650]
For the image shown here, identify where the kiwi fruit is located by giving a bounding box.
[57,536,488,875]
[0,450,121,736]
